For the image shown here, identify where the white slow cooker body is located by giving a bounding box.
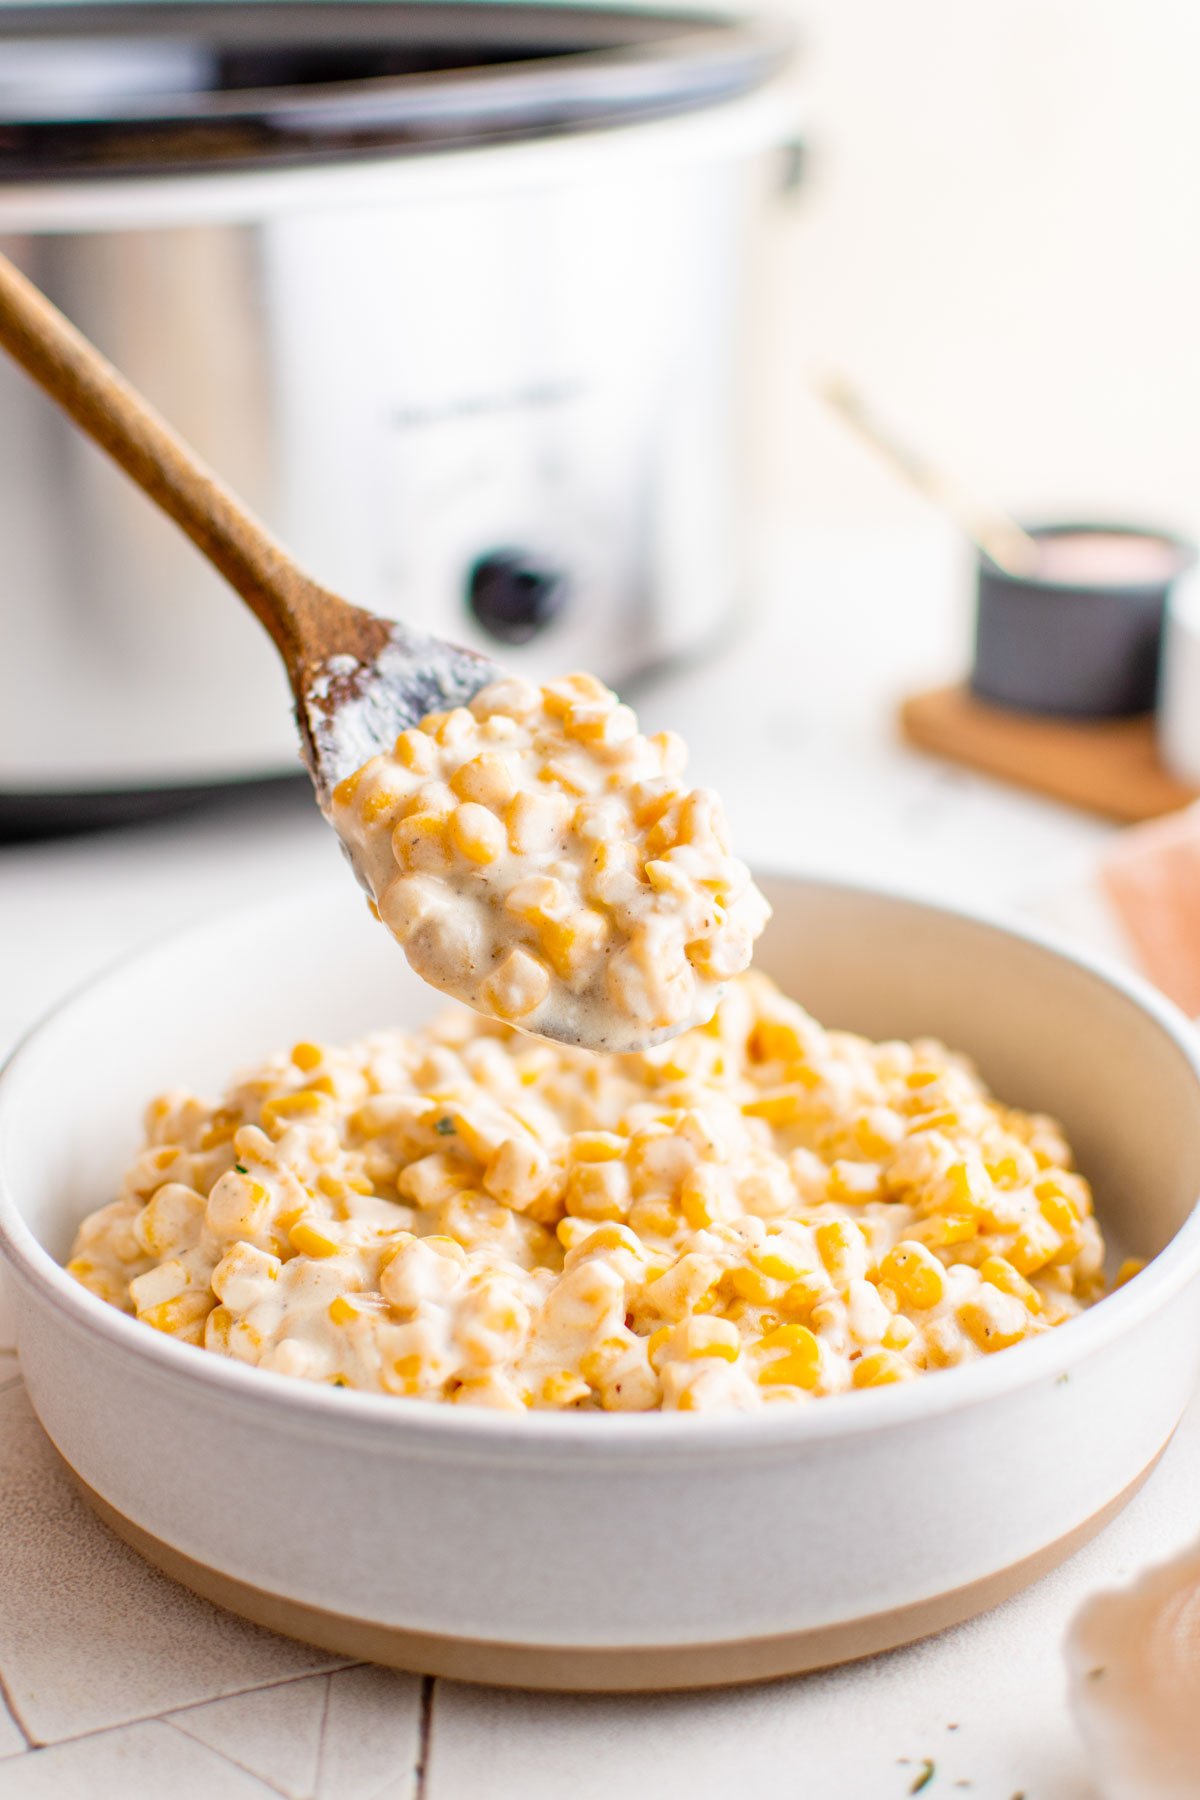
[0,104,780,794]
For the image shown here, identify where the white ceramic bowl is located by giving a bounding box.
[3,875,1200,1691]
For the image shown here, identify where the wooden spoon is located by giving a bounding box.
[0,248,502,809]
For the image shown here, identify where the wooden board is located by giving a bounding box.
[900,683,1199,823]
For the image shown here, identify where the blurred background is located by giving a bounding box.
[757,0,1200,539]
[6,0,1200,809]
[2,0,1199,953]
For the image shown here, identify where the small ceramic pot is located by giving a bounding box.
[1157,567,1200,785]
[971,523,1196,718]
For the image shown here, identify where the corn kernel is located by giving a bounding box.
[625,1197,681,1239]
[332,768,364,808]
[643,1253,720,1321]
[881,1315,917,1351]
[779,1276,825,1320]
[757,1323,822,1389]
[1007,1212,1062,1276]
[682,1316,741,1361]
[679,1165,729,1230]
[392,810,450,872]
[750,1241,808,1283]
[816,1219,867,1282]
[394,727,437,773]
[484,1136,554,1214]
[854,1109,904,1157]
[913,1210,978,1249]
[570,1132,625,1164]
[852,1349,915,1388]
[543,672,610,716]
[289,1220,341,1258]
[504,873,566,924]
[748,1019,806,1062]
[579,1338,631,1385]
[138,1289,213,1335]
[958,1294,1029,1353]
[205,1304,234,1351]
[361,788,401,826]
[450,752,516,811]
[979,1255,1043,1314]
[567,1222,646,1262]
[261,1090,328,1132]
[728,1265,774,1306]
[1038,1191,1078,1236]
[879,1241,946,1311]
[504,790,569,856]
[943,1160,989,1211]
[450,802,505,865]
[556,1217,596,1252]
[481,949,550,1021]
[538,909,609,980]
[564,1161,629,1222]
[539,1370,590,1407]
[431,707,475,747]
[742,1091,803,1125]
[198,1119,237,1151]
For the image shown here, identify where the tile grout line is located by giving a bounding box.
[163,1662,367,1728]
[7,1662,366,1755]
[162,1716,295,1799]
[312,1671,334,1797]
[0,1663,33,1753]
[413,1677,436,1800]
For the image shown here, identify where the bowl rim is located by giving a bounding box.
[3,870,1199,1458]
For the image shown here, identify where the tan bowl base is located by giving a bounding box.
[67,1454,1158,1693]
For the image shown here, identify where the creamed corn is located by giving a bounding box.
[330,672,770,1049]
[67,972,1110,1411]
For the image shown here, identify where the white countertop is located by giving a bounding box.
[0,527,1183,1800]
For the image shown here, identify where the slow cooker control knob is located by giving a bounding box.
[466,551,567,645]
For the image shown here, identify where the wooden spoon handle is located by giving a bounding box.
[0,246,347,677]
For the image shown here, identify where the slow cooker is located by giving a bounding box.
[0,2,794,832]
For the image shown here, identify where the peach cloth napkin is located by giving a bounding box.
[1101,802,1200,1017]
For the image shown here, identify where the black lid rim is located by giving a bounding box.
[0,2,793,179]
